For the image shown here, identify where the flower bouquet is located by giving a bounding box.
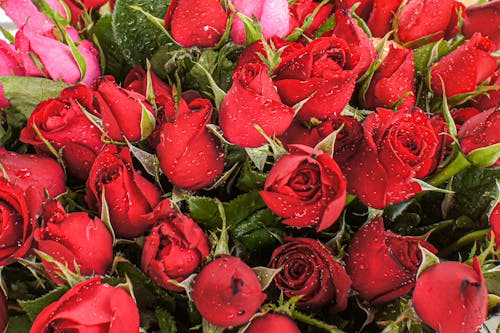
[0,0,499,332]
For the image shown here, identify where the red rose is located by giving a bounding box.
[288,0,334,38]
[413,258,489,333]
[0,148,66,208]
[274,36,357,121]
[345,218,437,304]
[458,107,500,167]
[0,179,36,266]
[280,116,363,164]
[192,255,266,328]
[93,76,156,142]
[246,313,301,333]
[219,63,295,148]
[30,277,140,333]
[156,95,225,190]
[165,0,227,48]
[20,85,105,180]
[35,200,113,284]
[0,288,6,333]
[490,200,500,250]
[269,237,351,311]
[338,0,403,37]
[463,0,500,50]
[474,69,500,111]
[124,65,174,112]
[396,0,464,44]
[327,9,376,78]
[431,33,498,98]
[260,144,347,231]
[86,145,161,238]
[62,0,108,26]
[141,200,210,291]
[343,107,439,208]
[365,45,416,110]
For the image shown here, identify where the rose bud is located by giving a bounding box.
[0,288,6,332]
[260,144,347,231]
[474,69,500,111]
[124,65,174,111]
[280,116,363,164]
[338,0,403,38]
[156,95,225,190]
[62,0,108,26]
[327,9,376,78]
[413,258,489,333]
[31,277,140,333]
[431,33,498,98]
[141,200,210,291]
[191,255,266,328]
[346,218,437,304]
[19,85,105,180]
[288,0,334,38]
[269,237,351,311]
[0,40,24,108]
[274,36,357,122]
[0,179,37,266]
[15,18,100,85]
[246,313,301,333]
[396,0,464,45]
[231,0,290,45]
[463,0,500,51]
[86,145,161,238]
[219,63,295,148]
[0,148,66,207]
[93,76,156,142]
[490,200,500,251]
[458,107,500,167]
[342,107,439,208]
[365,45,416,110]
[165,0,227,48]
[35,200,113,284]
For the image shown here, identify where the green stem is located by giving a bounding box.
[438,228,491,257]
[428,152,470,186]
[292,311,346,333]
[413,219,455,234]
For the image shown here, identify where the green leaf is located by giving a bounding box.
[416,244,440,278]
[237,13,262,46]
[224,191,267,226]
[18,285,69,321]
[186,196,221,228]
[155,308,177,333]
[466,143,500,168]
[245,146,270,171]
[483,269,500,296]
[112,0,170,65]
[252,266,281,290]
[140,102,156,140]
[88,15,132,80]
[0,77,69,118]
[237,160,267,192]
[101,188,116,245]
[193,61,227,110]
[6,315,31,333]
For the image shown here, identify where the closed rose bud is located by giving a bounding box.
[156,96,225,190]
[413,258,488,333]
[62,0,108,26]
[231,0,290,44]
[458,107,500,167]
[269,237,351,311]
[490,200,500,251]
[191,255,266,328]
[274,36,357,121]
[463,0,500,51]
[346,218,437,304]
[141,200,210,291]
[474,70,500,111]
[0,179,37,266]
[260,144,347,231]
[93,76,156,142]
[396,0,464,45]
[246,313,301,333]
[430,33,498,98]
[35,200,113,284]
[0,148,66,207]
[31,277,140,333]
[365,45,416,110]
[20,85,105,180]
[220,63,295,148]
[86,145,161,238]
[288,0,334,38]
[165,0,227,48]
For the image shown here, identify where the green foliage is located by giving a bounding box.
[18,285,69,321]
